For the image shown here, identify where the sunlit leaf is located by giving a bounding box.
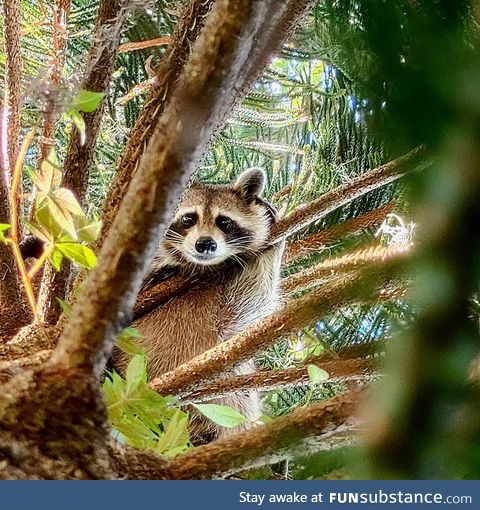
[73,90,104,113]
[49,248,64,271]
[51,188,84,216]
[307,364,329,385]
[56,242,97,268]
[117,327,145,356]
[31,149,61,193]
[193,403,246,428]
[0,223,9,243]
[125,354,147,397]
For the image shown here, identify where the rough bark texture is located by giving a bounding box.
[0,0,30,339]
[270,147,426,243]
[283,244,411,295]
[284,201,395,263]
[37,0,131,325]
[113,389,362,479]
[0,189,27,338]
[2,0,22,174]
[39,0,71,162]
[183,358,377,402]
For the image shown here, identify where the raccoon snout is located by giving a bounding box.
[195,237,217,254]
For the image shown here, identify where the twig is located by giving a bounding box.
[118,37,170,53]
[283,243,412,295]
[270,146,426,243]
[5,130,37,318]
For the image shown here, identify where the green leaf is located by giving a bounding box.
[0,223,9,243]
[56,242,97,269]
[193,403,247,428]
[156,409,190,457]
[24,220,54,244]
[307,364,329,385]
[257,414,273,424]
[31,149,61,193]
[51,188,84,216]
[36,195,77,239]
[125,354,147,397]
[117,327,145,356]
[49,248,64,271]
[75,217,101,243]
[56,297,71,316]
[73,90,104,113]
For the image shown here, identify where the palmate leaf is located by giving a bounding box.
[30,150,62,194]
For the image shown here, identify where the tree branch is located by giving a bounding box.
[49,0,316,378]
[283,243,411,295]
[38,0,71,162]
[284,201,395,263]
[114,388,363,479]
[2,0,23,176]
[182,358,377,402]
[37,0,132,325]
[148,260,397,398]
[97,0,214,248]
[0,1,28,339]
[270,146,426,243]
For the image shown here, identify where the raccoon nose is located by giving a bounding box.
[195,237,217,254]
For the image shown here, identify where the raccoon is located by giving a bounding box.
[112,168,285,443]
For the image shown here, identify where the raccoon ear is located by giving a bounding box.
[234,167,266,201]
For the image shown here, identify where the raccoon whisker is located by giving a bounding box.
[230,254,248,270]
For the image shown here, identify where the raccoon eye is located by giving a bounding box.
[216,215,234,233]
[181,213,197,228]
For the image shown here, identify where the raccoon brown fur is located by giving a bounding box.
[112,168,285,443]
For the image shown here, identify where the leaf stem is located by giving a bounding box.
[7,129,38,319]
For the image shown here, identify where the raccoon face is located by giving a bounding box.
[164,168,276,267]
